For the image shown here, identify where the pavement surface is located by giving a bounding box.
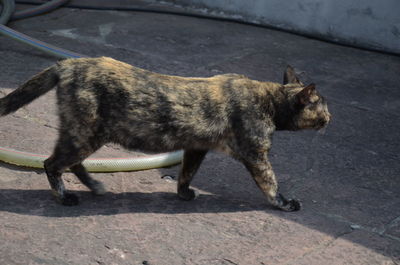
[1,2,400,265]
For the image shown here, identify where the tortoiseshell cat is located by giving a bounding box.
[0,57,330,211]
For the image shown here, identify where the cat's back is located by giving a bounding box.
[55,57,278,113]
[55,57,148,86]
[56,57,246,93]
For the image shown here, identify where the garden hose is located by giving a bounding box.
[11,0,68,20]
[0,146,183,172]
[0,0,183,171]
[0,0,83,58]
[0,24,85,58]
[0,0,14,24]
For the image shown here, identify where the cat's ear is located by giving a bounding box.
[297,83,316,105]
[283,65,300,85]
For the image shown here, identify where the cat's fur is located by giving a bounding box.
[0,57,330,211]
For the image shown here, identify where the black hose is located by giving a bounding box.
[11,0,69,21]
[2,0,399,57]
[15,0,400,56]
[0,0,84,58]
[0,0,15,24]
[0,24,86,58]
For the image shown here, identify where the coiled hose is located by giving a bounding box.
[0,0,14,24]
[11,0,68,20]
[0,0,183,171]
[0,0,86,58]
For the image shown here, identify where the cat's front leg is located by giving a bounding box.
[243,159,301,212]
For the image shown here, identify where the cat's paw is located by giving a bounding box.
[284,199,301,212]
[92,182,106,196]
[60,192,80,206]
[178,188,199,201]
[274,193,301,212]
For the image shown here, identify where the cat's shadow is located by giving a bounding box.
[0,153,268,217]
[0,189,267,217]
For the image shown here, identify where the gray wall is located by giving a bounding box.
[168,0,400,54]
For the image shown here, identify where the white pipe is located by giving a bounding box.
[0,146,183,172]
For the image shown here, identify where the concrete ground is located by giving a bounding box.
[1,2,400,265]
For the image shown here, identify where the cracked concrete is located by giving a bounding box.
[0,1,400,264]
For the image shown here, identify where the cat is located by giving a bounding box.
[0,57,330,211]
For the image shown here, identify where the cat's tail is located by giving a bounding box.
[0,66,59,116]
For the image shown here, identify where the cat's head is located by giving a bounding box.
[280,65,331,131]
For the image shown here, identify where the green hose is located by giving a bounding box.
[0,146,183,172]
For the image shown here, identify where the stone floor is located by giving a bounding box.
[0,2,399,265]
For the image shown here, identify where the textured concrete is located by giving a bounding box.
[168,0,400,55]
[0,2,400,265]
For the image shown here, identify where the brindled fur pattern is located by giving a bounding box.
[0,57,330,211]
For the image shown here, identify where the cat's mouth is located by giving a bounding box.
[316,115,331,131]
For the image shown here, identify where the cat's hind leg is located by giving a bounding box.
[44,132,102,206]
[70,163,106,195]
[44,153,81,206]
[44,157,78,206]
[177,149,208,200]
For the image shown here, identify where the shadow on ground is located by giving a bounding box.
[0,189,266,217]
